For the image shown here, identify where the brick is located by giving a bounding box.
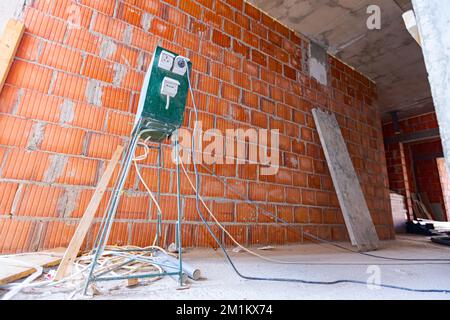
[201,175,224,197]
[249,182,267,201]
[131,223,157,247]
[224,51,241,70]
[268,30,283,47]
[221,83,240,103]
[80,0,116,15]
[236,202,257,222]
[52,72,89,102]
[57,156,99,186]
[242,91,258,109]
[251,111,267,128]
[24,7,67,43]
[284,65,297,80]
[198,74,220,95]
[0,86,20,114]
[267,184,284,202]
[180,0,202,19]
[6,61,53,93]
[224,20,241,38]
[117,2,143,27]
[117,194,149,220]
[107,111,135,136]
[41,221,77,249]
[150,18,175,41]
[102,86,132,111]
[252,79,269,96]
[16,34,40,61]
[243,30,259,48]
[122,69,144,91]
[216,1,233,18]
[2,149,51,181]
[39,42,84,74]
[52,0,93,29]
[212,29,231,48]
[0,183,19,215]
[0,219,34,253]
[251,21,267,39]
[40,124,86,155]
[203,9,222,28]
[201,41,223,61]
[93,14,127,42]
[235,11,250,29]
[0,115,34,148]
[267,225,286,244]
[65,28,100,55]
[71,102,107,131]
[211,62,232,82]
[138,167,171,193]
[167,6,189,29]
[176,29,200,51]
[233,71,250,90]
[82,55,115,83]
[16,184,64,217]
[251,50,267,67]
[223,225,247,246]
[17,91,63,124]
[244,3,261,21]
[233,40,250,58]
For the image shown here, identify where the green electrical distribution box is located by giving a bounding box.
[135,46,192,142]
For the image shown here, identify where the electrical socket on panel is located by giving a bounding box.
[172,56,189,76]
[158,51,175,71]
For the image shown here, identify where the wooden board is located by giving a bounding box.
[312,109,379,252]
[0,247,66,286]
[54,145,124,281]
[0,19,25,92]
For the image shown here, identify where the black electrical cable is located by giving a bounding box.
[195,160,450,263]
[185,64,450,294]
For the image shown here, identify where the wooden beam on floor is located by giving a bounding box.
[0,19,25,93]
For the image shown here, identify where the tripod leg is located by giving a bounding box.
[83,124,142,295]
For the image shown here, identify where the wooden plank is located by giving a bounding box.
[312,109,379,252]
[54,145,124,281]
[0,248,66,286]
[0,19,25,92]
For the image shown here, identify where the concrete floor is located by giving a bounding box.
[4,235,450,300]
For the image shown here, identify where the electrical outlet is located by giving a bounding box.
[172,56,189,76]
[158,51,175,71]
[161,77,180,98]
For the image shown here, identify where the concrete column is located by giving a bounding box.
[412,0,450,174]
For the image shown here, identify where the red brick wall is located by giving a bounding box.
[383,112,448,220]
[0,0,393,253]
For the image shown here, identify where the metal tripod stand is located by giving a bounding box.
[83,118,184,294]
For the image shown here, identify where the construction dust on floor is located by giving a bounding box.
[3,236,450,300]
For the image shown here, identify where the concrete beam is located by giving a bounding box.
[412,0,450,178]
[384,128,440,145]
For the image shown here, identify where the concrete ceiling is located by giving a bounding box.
[249,0,434,121]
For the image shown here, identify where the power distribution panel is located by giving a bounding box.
[135,46,192,142]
